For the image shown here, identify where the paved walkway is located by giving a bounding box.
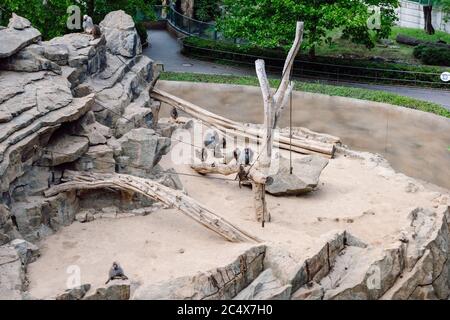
[143,29,450,110]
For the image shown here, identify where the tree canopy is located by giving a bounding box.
[217,0,400,56]
[0,0,156,39]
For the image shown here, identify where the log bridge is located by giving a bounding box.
[44,171,260,243]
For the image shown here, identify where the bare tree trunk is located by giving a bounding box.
[253,21,304,223]
[45,171,260,243]
[252,182,270,223]
[423,5,435,35]
[87,0,95,18]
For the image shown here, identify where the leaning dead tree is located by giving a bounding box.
[151,88,335,158]
[154,22,305,223]
[251,21,304,222]
[44,171,260,243]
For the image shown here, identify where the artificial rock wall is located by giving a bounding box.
[0,11,180,299]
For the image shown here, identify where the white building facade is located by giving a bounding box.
[396,0,450,33]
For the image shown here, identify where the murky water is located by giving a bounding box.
[157,81,450,190]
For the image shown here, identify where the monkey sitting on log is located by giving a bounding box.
[105,262,128,284]
[82,15,102,39]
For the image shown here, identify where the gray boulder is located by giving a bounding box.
[75,144,115,173]
[9,239,40,265]
[84,280,130,300]
[39,134,89,166]
[0,25,41,58]
[0,244,24,299]
[233,268,292,300]
[99,10,142,58]
[56,284,91,300]
[117,128,170,175]
[8,13,31,30]
[0,45,62,73]
[266,155,328,196]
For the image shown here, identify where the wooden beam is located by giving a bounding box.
[45,171,260,243]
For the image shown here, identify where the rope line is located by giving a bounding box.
[33,145,239,183]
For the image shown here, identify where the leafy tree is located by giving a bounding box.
[217,0,399,57]
[194,0,221,22]
[0,0,156,40]
[1,0,74,39]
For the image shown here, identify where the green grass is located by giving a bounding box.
[390,26,450,43]
[316,26,450,65]
[159,71,450,118]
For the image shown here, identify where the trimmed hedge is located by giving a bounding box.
[413,44,450,67]
[182,36,449,88]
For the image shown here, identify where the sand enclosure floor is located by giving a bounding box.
[27,142,445,299]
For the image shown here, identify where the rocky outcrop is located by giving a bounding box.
[39,134,89,166]
[0,15,41,58]
[116,128,171,176]
[100,10,142,58]
[56,284,91,300]
[0,244,24,299]
[133,245,266,300]
[233,268,292,300]
[266,155,328,196]
[287,206,450,300]
[84,280,131,300]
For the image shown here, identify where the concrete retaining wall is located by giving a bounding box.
[157,80,450,190]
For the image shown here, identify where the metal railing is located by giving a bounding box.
[151,4,449,88]
[153,4,242,43]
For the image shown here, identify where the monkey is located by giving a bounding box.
[204,130,219,149]
[105,262,128,284]
[233,148,240,163]
[236,165,248,188]
[201,147,207,162]
[10,214,19,231]
[237,147,253,166]
[244,147,252,165]
[170,107,178,120]
[82,15,94,33]
[82,15,102,39]
[195,147,208,162]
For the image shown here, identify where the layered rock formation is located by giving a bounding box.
[1,12,450,301]
[0,12,174,299]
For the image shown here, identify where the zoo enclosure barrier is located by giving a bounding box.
[151,5,449,89]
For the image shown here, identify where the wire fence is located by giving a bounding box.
[151,5,449,88]
[182,43,449,88]
[153,4,244,44]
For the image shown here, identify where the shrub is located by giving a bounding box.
[135,22,149,47]
[413,44,450,66]
[182,37,448,87]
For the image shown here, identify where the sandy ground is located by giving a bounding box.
[27,124,447,299]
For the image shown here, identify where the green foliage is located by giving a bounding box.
[86,0,156,24]
[159,71,450,118]
[194,0,221,22]
[390,26,450,43]
[0,0,156,40]
[414,44,450,66]
[135,21,148,46]
[217,0,399,56]
[182,36,447,87]
[1,0,74,39]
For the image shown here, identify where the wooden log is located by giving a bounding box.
[395,34,424,46]
[191,162,267,184]
[252,182,270,223]
[44,171,260,243]
[151,88,335,158]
